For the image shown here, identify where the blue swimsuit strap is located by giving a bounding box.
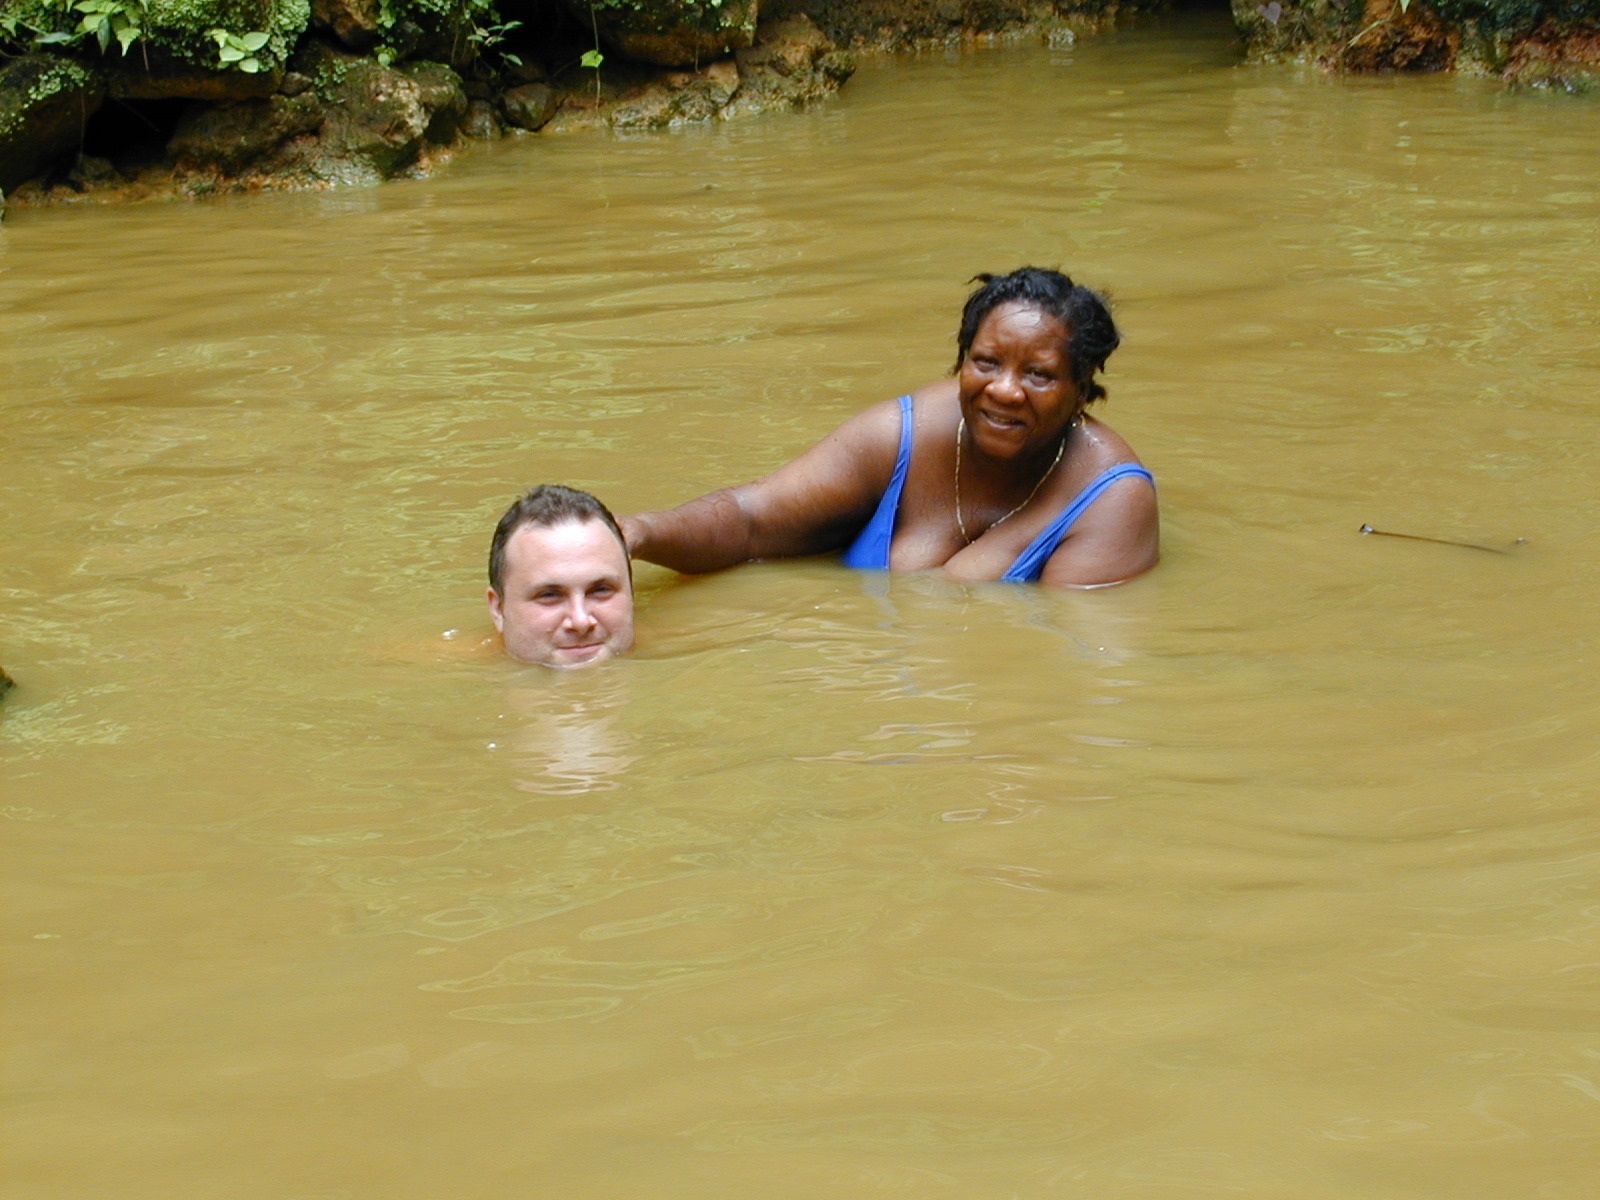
[1001,462,1156,583]
[839,394,914,570]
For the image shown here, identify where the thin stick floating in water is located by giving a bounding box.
[1359,524,1514,554]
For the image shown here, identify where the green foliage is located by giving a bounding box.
[469,17,520,65]
[5,0,151,53]
[206,23,266,69]
[72,0,145,51]
[1425,0,1597,33]
[579,3,603,98]
[2,3,53,46]
[586,0,727,10]
[0,0,296,70]
[302,46,351,96]
[365,0,509,70]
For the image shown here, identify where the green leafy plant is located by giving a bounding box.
[580,46,603,101]
[362,0,510,70]
[372,0,400,66]
[1,0,271,72]
[468,17,522,66]
[207,27,270,71]
[69,0,147,54]
[580,3,604,99]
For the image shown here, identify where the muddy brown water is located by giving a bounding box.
[4,12,1599,1197]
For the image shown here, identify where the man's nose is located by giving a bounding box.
[564,597,597,630]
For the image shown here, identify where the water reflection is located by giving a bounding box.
[493,670,639,796]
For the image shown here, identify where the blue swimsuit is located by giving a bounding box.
[840,395,1155,583]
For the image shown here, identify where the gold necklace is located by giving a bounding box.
[954,415,1075,546]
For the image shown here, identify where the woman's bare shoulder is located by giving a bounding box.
[1037,414,1158,588]
[906,378,959,409]
[1077,413,1147,469]
[810,391,921,462]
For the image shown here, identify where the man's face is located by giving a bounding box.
[487,519,635,668]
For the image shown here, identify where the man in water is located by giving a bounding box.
[487,485,635,668]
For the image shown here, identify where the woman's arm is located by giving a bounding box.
[623,399,905,574]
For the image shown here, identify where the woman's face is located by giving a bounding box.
[958,303,1081,461]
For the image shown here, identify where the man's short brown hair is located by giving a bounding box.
[488,485,627,595]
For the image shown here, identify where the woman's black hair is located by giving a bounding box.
[953,267,1121,404]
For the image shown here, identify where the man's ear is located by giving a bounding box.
[485,586,505,632]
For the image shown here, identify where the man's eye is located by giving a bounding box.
[591,584,616,598]
[534,591,562,604]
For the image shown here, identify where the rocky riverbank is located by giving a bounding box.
[0,1,862,210]
[1233,0,1600,84]
[2,0,1596,214]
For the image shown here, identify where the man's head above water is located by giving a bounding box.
[487,485,635,668]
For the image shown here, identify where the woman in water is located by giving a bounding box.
[622,267,1158,588]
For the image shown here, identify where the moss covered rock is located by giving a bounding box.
[0,55,105,191]
[310,0,382,51]
[768,0,1037,48]
[1232,0,1600,76]
[1230,0,1356,61]
[545,10,850,131]
[501,80,557,129]
[726,11,852,115]
[117,0,310,96]
[168,88,324,173]
[168,42,465,186]
[1429,0,1597,37]
[1498,23,1600,87]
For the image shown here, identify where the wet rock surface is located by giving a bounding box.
[766,0,1039,48]
[547,14,854,132]
[501,81,559,130]
[1500,23,1600,88]
[1230,0,1600,83]
[166,45,468,187]
[311,0,384,52]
